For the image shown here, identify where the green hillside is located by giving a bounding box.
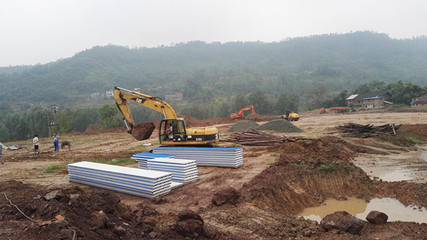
[1,31,426,112]
[1,31,427,141]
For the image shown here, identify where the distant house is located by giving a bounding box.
[410,93,427,107]
[105,90,114,98]
[346,92,392,108]
[165,92,183,101]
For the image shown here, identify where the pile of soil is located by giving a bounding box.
[399,124,427,141]
[0,180,238,240]
[240,135,426,215]
[228,120,259,132]
[84,124,103,134]
[257,119,303,133]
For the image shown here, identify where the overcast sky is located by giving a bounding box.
[1,0,426,67]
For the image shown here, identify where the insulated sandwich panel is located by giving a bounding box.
[131,152,175,169]
[143,157,199,184]
[152,147,244,168]
[68,161,172,198]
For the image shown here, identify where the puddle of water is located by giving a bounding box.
[375,166,413,182]
[300,198,367,222]
[300,197,427,223]
[354,151,424,182]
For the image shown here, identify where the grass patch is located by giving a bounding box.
[406,136,421,144]
[44,164,67,173]
[317,164,337,171]
[84,158,135,166]
[290,163,311,169]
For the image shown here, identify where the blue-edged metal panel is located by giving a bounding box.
[152,147,244,168]
[68,161,170,179]
[154,147,242,151]
[69,178,171,198]
[135,157,199,183]
[67,161,172,198]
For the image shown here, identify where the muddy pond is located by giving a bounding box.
[300,197,427,223]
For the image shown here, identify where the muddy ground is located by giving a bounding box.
[0,110,426,239]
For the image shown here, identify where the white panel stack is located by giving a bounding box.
[68,161,172,198]
[145,157,198,184]
[131,152,175,169]
[152,147,243,168]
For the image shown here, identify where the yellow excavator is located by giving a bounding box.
[113,87,219,146]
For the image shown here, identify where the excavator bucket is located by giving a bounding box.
[131,122,156,141]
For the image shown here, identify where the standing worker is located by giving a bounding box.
[33,134,39,153]
[52,133,60,151]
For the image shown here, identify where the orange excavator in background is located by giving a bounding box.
[230,105,255,119]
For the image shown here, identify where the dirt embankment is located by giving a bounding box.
[203,135,427,239]
[0,180,239,240]
[239,136,426,214]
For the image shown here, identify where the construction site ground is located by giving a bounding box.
[1,110,426,239]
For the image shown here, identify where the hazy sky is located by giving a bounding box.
[1,0,426,67]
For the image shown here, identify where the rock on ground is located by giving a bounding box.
[320,211,365,235]
[366,210,388,224]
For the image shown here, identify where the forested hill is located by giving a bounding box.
[1,31,427,111]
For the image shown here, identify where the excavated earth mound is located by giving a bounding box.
[228,120,260,132]
[84,124,103,134]
[0,180,239,240]
[399,124,427,141]
[202,135,427,239]
[239,136,426,226]
[257,119,303,133]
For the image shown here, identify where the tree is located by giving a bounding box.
[58,109,73,133]
[305,83,329,110]
[353,81,385,94]
[248,91,272,114]
[98,104,121,129]
[27,106,49,138]
[384,81,426,105]
[275,93,299,114]
[232,94,248,112]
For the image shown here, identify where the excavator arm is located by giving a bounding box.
[230,105,255,119]
[114,86,178,132]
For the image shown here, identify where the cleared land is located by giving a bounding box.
[0,110,426,239]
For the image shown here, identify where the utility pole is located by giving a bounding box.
[47,104,60,136]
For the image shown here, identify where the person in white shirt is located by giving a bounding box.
[33,135,39,153]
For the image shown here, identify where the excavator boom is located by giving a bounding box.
[114,87,178,131]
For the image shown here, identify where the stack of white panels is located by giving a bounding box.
[153,147,243,168]
[145,157,198,184]
[68,161,172,198]
[131,152,175,169]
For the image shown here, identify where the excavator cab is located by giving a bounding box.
[159,119,187,143]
